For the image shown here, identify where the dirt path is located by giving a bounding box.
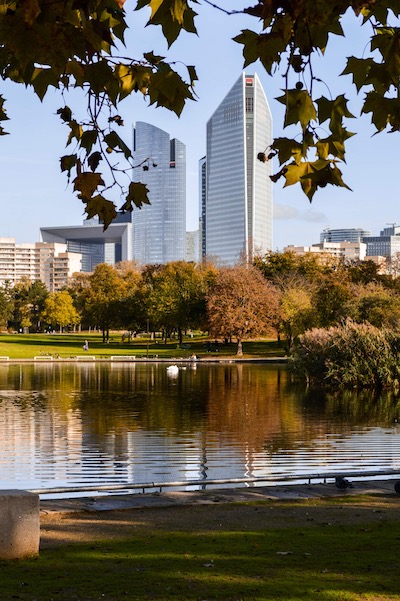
[39,494,400,549]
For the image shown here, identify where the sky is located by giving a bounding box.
[0,2,399,250]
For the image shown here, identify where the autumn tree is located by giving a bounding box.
[207,264,280,356]
[41,290,80,332]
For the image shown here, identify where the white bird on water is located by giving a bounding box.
[166,365,179,376]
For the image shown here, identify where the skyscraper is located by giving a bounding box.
[132,122,186,265]
[204,73,273,264]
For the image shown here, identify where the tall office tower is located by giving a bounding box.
[132,122,186,265]
[205,73,273,264]
[199,156,207,260]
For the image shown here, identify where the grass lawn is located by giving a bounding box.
[0,503,399,600]
[0,333,286,360]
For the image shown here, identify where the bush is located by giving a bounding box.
[290,320,400,389]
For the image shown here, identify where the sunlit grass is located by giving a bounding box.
[0,521,399,600]
[0,333,286,359]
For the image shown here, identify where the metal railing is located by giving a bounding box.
[26,468,400,497]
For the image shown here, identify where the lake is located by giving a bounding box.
[0,362,399,494]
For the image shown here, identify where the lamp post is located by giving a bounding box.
[146,319,149,358]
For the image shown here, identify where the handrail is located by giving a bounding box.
[25,468,400,496]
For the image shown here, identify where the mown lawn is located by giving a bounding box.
[0,333,286,360]
[0,519,399,600]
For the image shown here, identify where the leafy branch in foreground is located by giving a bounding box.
[0,0,197,226]
[232,0,400,200]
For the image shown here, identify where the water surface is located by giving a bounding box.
[0,363,399,492]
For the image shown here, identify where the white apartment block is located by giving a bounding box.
[285,240,367,262]
[0,238,82,291]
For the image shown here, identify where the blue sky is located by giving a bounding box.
[0,2,398,250]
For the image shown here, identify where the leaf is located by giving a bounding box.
[341,56,374,92]
[66,120,83,145]
[30,67,59,100]
[362,92,400,132]
[88,151,102,172]
[271,137,304,165]
[277,89,317,130]
[57,106,73,123]
[73,172,105,199]
[120,181,151,211]
[0,95,9,123]
[140,0,198,47]
[148,67,194,115]
[80,129,98,154]
[104,130,132,158]
[60,154,77,177]
[85,195,118,229]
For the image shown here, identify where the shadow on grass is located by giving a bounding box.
[0,523,399,600]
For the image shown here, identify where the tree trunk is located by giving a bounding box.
[178,327,183,345]
[236,338,243,356]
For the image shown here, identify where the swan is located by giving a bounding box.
[166,365,179,376]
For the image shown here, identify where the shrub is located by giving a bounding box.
[290,320,400,389]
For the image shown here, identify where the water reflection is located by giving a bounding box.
[0,363,398,491]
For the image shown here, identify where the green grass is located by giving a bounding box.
[0,520,399,600]
[0,333,286,360]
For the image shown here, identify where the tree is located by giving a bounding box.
[207,264,280,356]
[2,1,399,222]
[146,261,209,344]
[41,290,80,332]
[0,286,13,329]
[345,282,400,329]
[79,263,130,341]
[279,281,316,351]
[10,277,49,332]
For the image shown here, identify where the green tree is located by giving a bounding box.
[147,261,209,344]
[346,282,400,329]
[0,285,13,329]
[80,263,130,341]
[314,273,353,328]
[207,264,280,356]
[11,278,49,332]
[41,290,80,332]
[279,282,315,351]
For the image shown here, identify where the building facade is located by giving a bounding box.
[41,215,133,272]
[320,227,371,243]
[131,122,186,265]
[364,225,400,258]
[285,240,367,262]
[0,238,82,290]
[204,73,273,264]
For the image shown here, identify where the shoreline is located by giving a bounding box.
[0,355,288,364]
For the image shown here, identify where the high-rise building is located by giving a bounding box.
[132,122,186,265]
[204,73,273,264]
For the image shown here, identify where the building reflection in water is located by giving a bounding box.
[0,363,399,491]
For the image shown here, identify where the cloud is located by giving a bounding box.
[274,203,327,223]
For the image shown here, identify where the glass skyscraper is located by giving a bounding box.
[132,122,186,265]
[204,73,273,264]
